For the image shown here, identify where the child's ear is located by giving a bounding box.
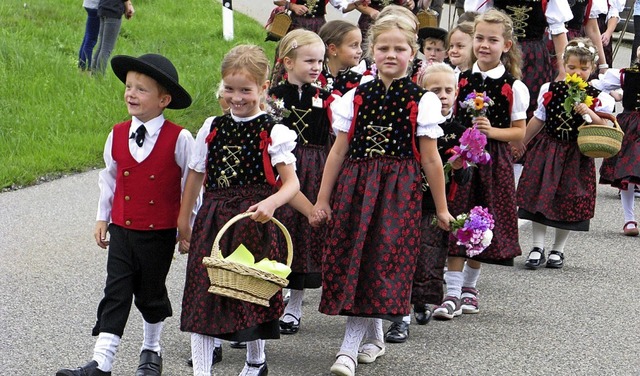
[160,94,172,108]
[283,56,294,70]
[327,44,337,57]
[502,39,513,54]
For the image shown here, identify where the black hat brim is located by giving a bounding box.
[111,54,192,109]
[418,27,448,44]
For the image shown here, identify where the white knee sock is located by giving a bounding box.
[282,289,304,323]
[402,315,411,324]
[444,271,463,298]
[190,333,214,376]
[141,319,163,354]
[93,332,120,372]
[213,337,222,348]
[339,317,368,360]
[531,222,547,251]
[551,228,571,254]
[621,186,636,222]
[246,339,266,364]
[462,263,481,288]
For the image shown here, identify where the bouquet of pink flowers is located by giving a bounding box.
[450,206,495,258]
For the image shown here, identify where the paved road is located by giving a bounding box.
[1,2,638,375]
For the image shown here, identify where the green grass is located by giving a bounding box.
[0,0,276,189]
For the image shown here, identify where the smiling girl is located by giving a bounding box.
[434,9,529,320]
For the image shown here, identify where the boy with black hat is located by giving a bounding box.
[57,53,194,376]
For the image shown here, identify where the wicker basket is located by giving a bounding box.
[266,11,292,41]
[202,212,293,307]
[577,112,624,158]
[417,9,438,30]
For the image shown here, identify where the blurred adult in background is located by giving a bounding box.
[92,0,135,75]
[79,0,100,71]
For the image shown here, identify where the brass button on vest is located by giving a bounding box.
[149,200,155,205]
[125,196,130,201]
[125,220,131,226]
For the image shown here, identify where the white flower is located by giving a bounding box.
[480,229,493,248]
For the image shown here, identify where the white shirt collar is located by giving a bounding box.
[131,114,165,136]
[230,110,266,122]
[471,62,506,79]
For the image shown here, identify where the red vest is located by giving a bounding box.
[111,120,182,231]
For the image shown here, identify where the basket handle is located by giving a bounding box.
[578,111,620,131]
[211,212,294,267]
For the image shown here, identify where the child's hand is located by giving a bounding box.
[94,220,109,249]
[309,209,328,227]
[473,116,493,138]
[450,157,464,170]
[436,211,455,231]
[247,200,278,223]
[313,202,332,223]
[510,140,526,160]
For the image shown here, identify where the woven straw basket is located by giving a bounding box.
[577,112,624,158]
[266,11,292,41]
[202,212,293,307]
[417,9,438,29]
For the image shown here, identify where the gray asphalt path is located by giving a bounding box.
[1,2,639,375]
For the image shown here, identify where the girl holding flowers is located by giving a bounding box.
[515,38,615,269]
[434,9,529,320]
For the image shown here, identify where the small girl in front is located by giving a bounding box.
[517,38,615,269]
[313,15,453,376]
[597,45,640,237]
[178,44,302,376]
[434,9,529,320]
[267,28,332,336]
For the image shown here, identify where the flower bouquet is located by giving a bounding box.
[264,95,291,123]
[442,91,493,182]
[450,206,495,258]
[563,73,594,123]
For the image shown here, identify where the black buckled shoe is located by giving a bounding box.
[384,321,409,343]
[56,361,111,376]
[414,304,433,325]
[187,345,222,367]
[545,250,564,269]
[229,341,247,349]
[242,361,268,375]
[135,350,162,376]
[279,313,301,335]
[524,247,546,269]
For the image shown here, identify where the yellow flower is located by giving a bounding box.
[565,73,580,84]
[577,79,588,90]
[474,97,484,111]
[584,95,594,107]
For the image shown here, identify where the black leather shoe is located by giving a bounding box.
[279,313,301,334]
[229,341,247,349]
[135,350,162,376]
[244,361,268,375]
[384,321,409,343]
[546,250,564,269]
[187,345,222,367]
[524,247,546,269]
[414,304,433,325]
[56,361,111,376]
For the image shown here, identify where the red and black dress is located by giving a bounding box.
[599,65,640,190]
[449,66,527,265]
[320,76,445,320]
[412,114,471,306]
[268,82,333,290]
[517,81,614,230]
[318,64,363,97]
[180,112,297,342]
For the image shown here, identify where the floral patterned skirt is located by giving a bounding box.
[279,145,327,290]
[319,157,422,318]
[411,212,448,306]
[517,133,596,231]
[448,140,521,265]
[180,186,286,341]
[599,111,640,190]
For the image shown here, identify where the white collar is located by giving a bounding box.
[230,110,266,122]
[471,62,506,79]
[131,114,165,136]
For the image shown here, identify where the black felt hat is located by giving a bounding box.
[111,53,192,109]
[418,26,448,45]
